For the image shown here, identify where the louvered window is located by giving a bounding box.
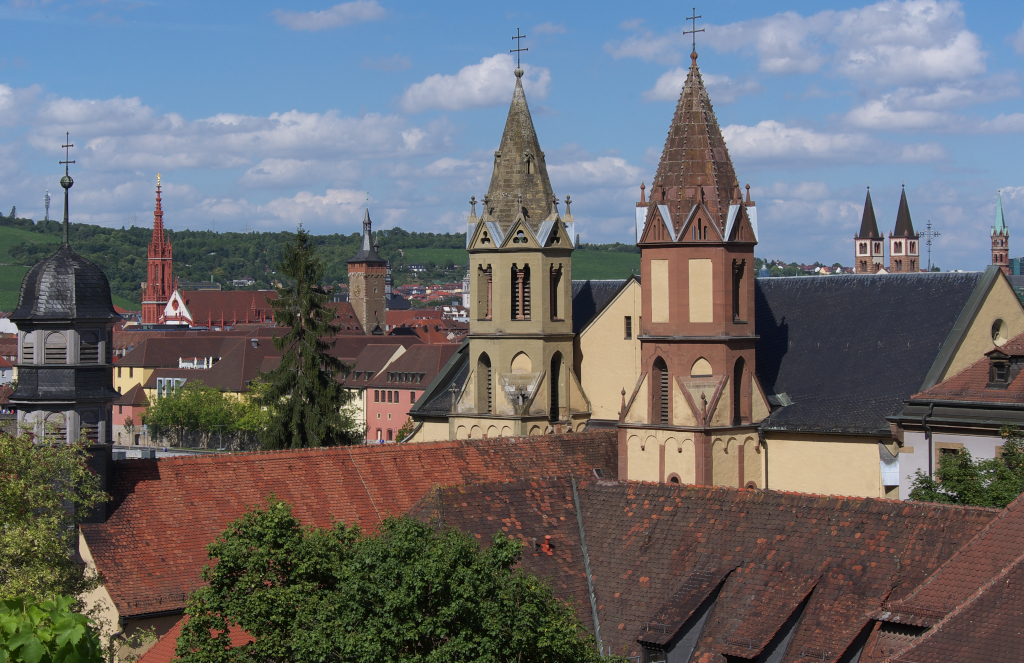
[22,337,34,364]
[79,332,99,364]
[653,358,669,424]
[511,264,531,320]
[44,333,67,364]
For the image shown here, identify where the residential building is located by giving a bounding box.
[364,343,458,441]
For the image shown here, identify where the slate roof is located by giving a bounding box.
[12,244,120,323]
[407,341,470,418]
[903,330,1024,406]
[571,278,633,334]
[80,431,617,619]
[347,209,386,264]
[410,480,997,662]
[755,271,986,435]
[858,188,880,238]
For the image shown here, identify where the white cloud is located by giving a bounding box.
[273,0,385,32]
[604,27,684,65]
[846,99,953,129]
[533,22,566,35]
[399,54,551,113]
[722,120,945,164]
[262,188,367,224]
[643,68,761,103]
[977,114,1024,133]
[239,158,361,188]
[1013,22,1024,54]
[547,156,642,189]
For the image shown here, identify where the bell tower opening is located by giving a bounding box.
[549,352,562,421]
[733,357,745,425]
[653,358,669,424]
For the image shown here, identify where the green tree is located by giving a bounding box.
[258,228,357,449]
[176,498,617,663]
[0,430,106,602]
[909,426,1024,507]
[394,417,417,443]
[141,381,237,448]
[0,596,104,663]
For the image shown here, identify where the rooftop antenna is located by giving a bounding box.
[923,219,940,271]
[59,131,74,245]
[510,28,528,68]
[43,189,50,222]
[683,7,704,58]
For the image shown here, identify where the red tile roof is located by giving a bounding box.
[179,290,278,327]
[115,383,148,407]
[410,480,999,662]
[909,330,1024,405]
[366,344,458,389]
[81,431,617,619]
[137,616,252,663]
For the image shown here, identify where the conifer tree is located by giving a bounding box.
[258,227,358,449]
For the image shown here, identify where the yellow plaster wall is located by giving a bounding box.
[78,532,119,646]
[626,433,660,482]
[688,259,713,322]
[577,279,641,420]
[751,377,770,424]
[408,420,450,443]
[766,434,882,497]
[113,367,154,395]
[672,378,697,426]
[940,276,1024,382]
[664,436,696,484]
[744,440,763,488]
[624,374,648,424]
[651,260,669,322]
[709,380,731,427]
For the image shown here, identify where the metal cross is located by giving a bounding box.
[683,8,704,53]
[510,28,528,68]
[922,219,941,271]
[60,132,75,174]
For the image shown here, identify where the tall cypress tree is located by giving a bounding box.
[259,228,358,449]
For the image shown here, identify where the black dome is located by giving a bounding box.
[12,244,120,322]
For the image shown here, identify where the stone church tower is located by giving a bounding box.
[619,49,769,488]
[10,161,120,444]
[888,186,921,273]
[347,209,387,334]
[449,65,589,438]
[141,175,173,325]
[854,187,884,274]
[992,190,1009,275]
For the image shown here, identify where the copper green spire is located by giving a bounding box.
[994,190,1008,236]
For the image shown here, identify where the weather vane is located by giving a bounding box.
[683,7,704,54]
[511,28,528,68]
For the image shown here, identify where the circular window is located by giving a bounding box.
[992,319,1008,346]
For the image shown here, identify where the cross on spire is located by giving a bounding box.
[60,132,75,176]
[510,28,528,68]
[683,7,704,55]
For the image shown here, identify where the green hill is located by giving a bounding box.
[0,216,640,311]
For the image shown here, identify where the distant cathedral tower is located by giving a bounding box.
[888,186,921,273]
[142,175,173,324]
[621,47,765,488]
[451,62,588,437]
[992,190,1009,275]
[854,187,884,274]
[347,210,386,334]
[11,142,120,445]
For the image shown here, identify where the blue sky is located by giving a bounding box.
[0,0,1023,270]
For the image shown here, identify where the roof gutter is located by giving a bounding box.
[923,403,935,478]
[571,476,601,654]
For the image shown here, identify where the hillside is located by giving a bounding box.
[0,217,640,311]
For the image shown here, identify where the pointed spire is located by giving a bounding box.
[894,185,916,237]
[348,208,385,264]
[858,186,879,238]
[153,173,164,238]
[994,190,1009,236]
[650,49,738,233]
[483,67,557,233]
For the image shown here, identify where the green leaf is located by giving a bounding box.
[15,636,45,663]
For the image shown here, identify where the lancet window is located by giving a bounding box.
[511,263,531,320]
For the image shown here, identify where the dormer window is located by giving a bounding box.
[989,358,1011,388]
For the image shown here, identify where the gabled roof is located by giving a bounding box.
[902,330,1024,407]
[80,431,618,619]
[339,343,406,386]
[648,51,739,235]
[480,69,556,234]
[115,383,147,407]
[893,186,916,238]
[410,480,997,662]
[858,187,880,239]
[571,278,633,334]
[755,271,985,434]
[407,340,470,418]
[367,343,458,388]
[178,290,277,327]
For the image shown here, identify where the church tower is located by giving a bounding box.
[347,209,387,334]
[619,48,768,488]
[992,190,1009,275]
[450,64,589,438]
[888,186,921,273]
[141,175,173,324]
[854,187,884,274]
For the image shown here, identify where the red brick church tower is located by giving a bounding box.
[992,190,1009,275]
[620,47,765,488]
[142,175,173,324]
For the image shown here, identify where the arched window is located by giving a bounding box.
[511,264,531,320]
[477,353,492,414]
[652,358,668,424]
[79,332,99,364]
[21,334,34,365]
[549,352,562,421]
[733,358,745,425]
[44,333,67,365]
[549,263,562,320]
[476,264,492,320]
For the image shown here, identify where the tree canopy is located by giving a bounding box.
[176,498,616,663]
[0,596,104,663]
[141,381,267,450]
[909,426,1024,508]
[257,228,360,449]
[0,430,105,602]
